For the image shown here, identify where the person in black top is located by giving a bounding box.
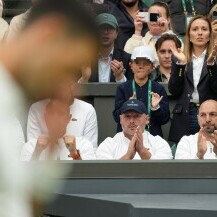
[113,46,170,137]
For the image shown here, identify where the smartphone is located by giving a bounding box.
[149,13,159,22]
[138,12,150,22]
[213,11,217,20]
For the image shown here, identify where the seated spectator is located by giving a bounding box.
[79,13,133,83]
[150,33,182,83]
[97,99,172,159]
[113,46,170,137]
[21,99,96,161]
[158,0,213,36]
[104,0,148,50]
[175,100,217,159]
[124,1,176,63]
[27,76,98,152]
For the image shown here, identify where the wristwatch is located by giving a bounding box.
[68,149,80,159]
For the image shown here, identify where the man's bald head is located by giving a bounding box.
[198,100,217,135]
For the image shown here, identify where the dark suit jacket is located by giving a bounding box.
[168,61,217,143]
[89,48,133,82]
[113,80,170,137]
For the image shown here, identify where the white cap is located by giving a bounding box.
[131,46,155,63]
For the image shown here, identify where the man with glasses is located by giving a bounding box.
[79,13,133,83]
[175,100,217,159]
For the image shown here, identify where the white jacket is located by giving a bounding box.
[175,133,217,159]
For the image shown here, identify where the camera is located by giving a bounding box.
[138,12,159,22]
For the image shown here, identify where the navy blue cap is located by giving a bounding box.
[121,99,147,115]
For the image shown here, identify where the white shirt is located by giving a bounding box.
[96,131,172,160]
[21,137,96,161]
[191,50,206,103]
[98,49,126,83]
[175,133,217,159]
[27,98,98,152]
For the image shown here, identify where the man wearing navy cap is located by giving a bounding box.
[80,13,133,83]
[97,99,172,160]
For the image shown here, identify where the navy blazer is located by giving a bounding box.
[113,80,170,137]
[168,61,217,143]
[89,48,133,82]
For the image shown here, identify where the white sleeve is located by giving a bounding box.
[149,136,173,160]
[175,136,193,159]
[96,138,115,160]
[83,106,98,152]
[20,139,37,161]
[77,137,96,160]
[27,104,43,141]
[124,34,144,54]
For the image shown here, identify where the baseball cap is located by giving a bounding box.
[96,13,118,29]
[121,99,147,115]
[131,46,155,63]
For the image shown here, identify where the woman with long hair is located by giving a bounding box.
[168,15,217,144]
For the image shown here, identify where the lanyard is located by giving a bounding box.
[181,0,196,16]
[132,79,152,131]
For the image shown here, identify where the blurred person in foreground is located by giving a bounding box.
[97,99,172,160]
[175,100,217,159]
[0,0,98,216]
[22,99,96,161]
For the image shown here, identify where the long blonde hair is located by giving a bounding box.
[184,15,214,62]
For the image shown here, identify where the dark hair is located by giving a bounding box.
[24,0,98,39]
[155,33,182,51]
[150,1,170,18]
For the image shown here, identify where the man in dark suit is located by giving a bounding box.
[80,13,133,83]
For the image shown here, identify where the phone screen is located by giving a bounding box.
[149,13,159,22]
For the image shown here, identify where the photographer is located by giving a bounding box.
[124,1,177,61]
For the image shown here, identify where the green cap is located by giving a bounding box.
[96,13,118,29]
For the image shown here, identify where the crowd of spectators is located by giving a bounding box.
[1,0,217,161]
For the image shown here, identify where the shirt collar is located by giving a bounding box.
[192,49,207,59]
[99,48,114,60]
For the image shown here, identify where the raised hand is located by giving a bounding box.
[197,128,207,159]
[170,43,187,64]
[111,60,125,81]
[120,134,136,160]
[63,135,76,153]
[134,11,145,36]
[151,92,163,109]
[207,43,217,65]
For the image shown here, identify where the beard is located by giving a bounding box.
[203,124,217,135]
[121,0,138,8]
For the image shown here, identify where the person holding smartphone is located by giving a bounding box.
[124,1,178,64]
